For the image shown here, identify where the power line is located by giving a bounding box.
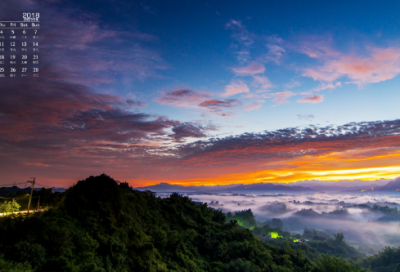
[0,183,55,189]
[0,183,26,187]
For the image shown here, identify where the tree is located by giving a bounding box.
[0,200,20,214]
[334,233,345,244]
[314,254,367,272]
[269,218,284,229]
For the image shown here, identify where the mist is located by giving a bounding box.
[157,191,400,254]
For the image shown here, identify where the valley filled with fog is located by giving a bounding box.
[156,190,400,254]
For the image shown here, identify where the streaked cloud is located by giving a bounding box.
[264,35,285,64]
[300,41,400,87]
[226,19,253,63]
[245,103,262,111]
[297,95,324,104]
[199,99,241,116]
[154,88,256,116]
[222,80,250,97]
[154,89,210,108]
[262,91,296,104]
[169,122,216,142]
[302,82,342,95]
[232,62,265,75]
[297,114,315,121]
[252,75,274,90]
[163,119,400,185]
[285,80,301,89]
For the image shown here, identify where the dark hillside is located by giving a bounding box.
[0,174,321,272]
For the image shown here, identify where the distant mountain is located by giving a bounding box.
[289,179,391,188]
[136,182,314,194]
[135,177,400,194]
[227,183,314,193]
[135,182,240,193]
[0,186,31,195]
[373,177,400,192]
[293,208,321,218]
[136,183,189,192]
[288,179,392,192]
[376,213,400,222]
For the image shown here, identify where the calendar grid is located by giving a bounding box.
[0,14,40,78]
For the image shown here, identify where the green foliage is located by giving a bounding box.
[303,229,330,241]
[334,233,345,244]
[225,258,261,272]
[258,229,364,263]
[0,175,374,272]
[314,255,367,272]
[267,218,284,229]
[0,254,32,271]
[32,188,64,208]
[252,223,291,239]
[361,246,400,272]
[226,209,256,228]
[0,200,20,213]
[369,205,398,215]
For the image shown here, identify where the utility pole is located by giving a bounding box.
[36,196,40,211]
[27,177,35,214]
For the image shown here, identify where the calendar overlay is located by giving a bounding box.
[0,13,40,78]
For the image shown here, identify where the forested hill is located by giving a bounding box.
[0,174,364,271]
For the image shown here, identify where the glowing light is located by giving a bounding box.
[269,232,282,239]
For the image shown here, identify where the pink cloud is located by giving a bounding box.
[263,91,296,104]
[264,35,285,64]
[232,62,265,75]
[297,95,324,104]
[155,89,245,116]
[155,88,257,116]
[226,19,244,29]
[265,37,285,64]
[301,82,342,95]
[301,44,400,87]
[226,20,253,63]
[265,44,285,64]
[297,39,339,59]
[198,99,241,116]
[241,93,254,98]
[252,75,273,90]
[222,80,250,97]
[285,80,301,89]
[154,89,211,108]
[245,103,262,111]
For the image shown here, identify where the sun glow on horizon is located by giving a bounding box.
[131,165,400,188]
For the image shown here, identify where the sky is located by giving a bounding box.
[1,0,400,187]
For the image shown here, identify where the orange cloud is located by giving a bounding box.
[126,120,400,187]
[133,144,400,187]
